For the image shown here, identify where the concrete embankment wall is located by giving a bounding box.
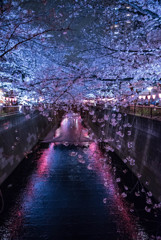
[82,106,161,201]
[0,110,62,186]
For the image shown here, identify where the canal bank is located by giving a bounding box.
[0,113,159,240]
[81,105,161,202]
[0,110,63,186]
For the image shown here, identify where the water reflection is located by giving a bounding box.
[54,113,90,143]
[87,142,148,240]
[0,113,158,239]
[0,143,55,240]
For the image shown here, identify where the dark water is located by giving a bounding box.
[0,113,160,239]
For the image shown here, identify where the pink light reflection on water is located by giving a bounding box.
[54,114,90,143]
[24,143,55,204]
[87,142,148,240]
[37,143,54,177]
[1,143,55,240]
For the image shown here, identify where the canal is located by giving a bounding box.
[0,113,161,239]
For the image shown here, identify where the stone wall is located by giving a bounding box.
[82,106,161,201]
[0,110,62,185]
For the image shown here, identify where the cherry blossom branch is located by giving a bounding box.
[0,27,69,58]
[120,0,159,19]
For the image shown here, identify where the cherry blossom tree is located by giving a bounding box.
[1,2,161,236]
[0,0,161,104]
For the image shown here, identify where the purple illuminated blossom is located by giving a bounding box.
[0,1,161,229]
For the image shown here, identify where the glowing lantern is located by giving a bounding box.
[0,90,4,103]
[159,94,161,98]
[152,95,156,99]
[147,95,151,100]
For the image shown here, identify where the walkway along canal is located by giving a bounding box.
[0,113,161,239]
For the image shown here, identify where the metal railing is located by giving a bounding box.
[0,110,41,132]
[0,106,19,116]
[90,103,161,120]
[120,105,161,119]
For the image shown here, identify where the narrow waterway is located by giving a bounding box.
[0,113,160,239]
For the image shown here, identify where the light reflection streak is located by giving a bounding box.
[87,142,148,240]
[37,143,54,176]
[53,114,90,143]
[55,128,61,138]
[24,143,54,203]
[0,143,54,240]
